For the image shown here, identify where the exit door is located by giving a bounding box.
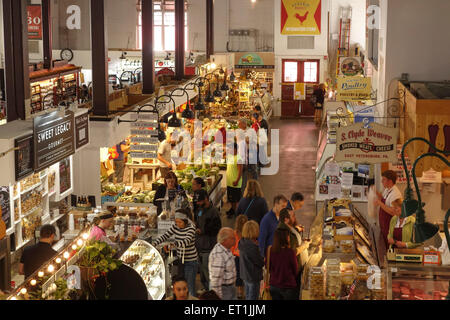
[281,59,320,117]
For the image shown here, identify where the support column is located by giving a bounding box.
[142,0,155,94]
[175,0,185,81]
[206,0,214,59]
[2,0,30,121]
[90,0,109,116]
[42,0,53,70]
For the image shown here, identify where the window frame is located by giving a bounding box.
[137,0,188,51]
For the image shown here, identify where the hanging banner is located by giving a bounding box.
[336,122,398,164]
[336,76,372,101]
[294,83,306,100]
[75,113,89,150]
[27,5,42,40]
[281,0,321,35]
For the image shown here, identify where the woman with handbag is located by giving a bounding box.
[268,229,298,300]
[231,214,249,299]
[236,180,268,225]
[239,221,265,300]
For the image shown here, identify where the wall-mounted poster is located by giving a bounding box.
[15,134,34,181]
[281,0,321,35]
[59,157,71,194]
[27,5,42,40]
[294,83,306,100]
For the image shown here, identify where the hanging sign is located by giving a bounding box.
[34,111,75,172]
[336,76,372,101]
[353,105,375,124]
[75,113,89,150]
[339,57,364,76]
[129,113,159,159]
[281,0,322,35]
[238,54,264,66]
[27,5,42,40]
[294,83,306,100]
[336,122,398,164]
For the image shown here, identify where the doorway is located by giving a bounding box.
[281,59,320,117]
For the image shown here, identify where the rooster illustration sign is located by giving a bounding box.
[281,0,321,35]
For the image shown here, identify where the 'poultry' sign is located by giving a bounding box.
[281,0,321,35]
[336,122,398,164]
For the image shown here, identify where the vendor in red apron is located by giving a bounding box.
[374,170,402,249]
[387,199,421,249]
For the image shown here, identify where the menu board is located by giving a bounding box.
[34,111,75,172]
[75,113,89,150]
[129,113,158,159]
[15,134,34,181]
[59,157,71,194]
[0,186,11,230]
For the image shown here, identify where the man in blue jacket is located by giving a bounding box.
[258,195,288,256]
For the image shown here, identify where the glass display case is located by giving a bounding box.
[387,263,450,300]
[120,239,166,300]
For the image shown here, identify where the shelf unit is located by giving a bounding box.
[29,65,81,115]
[7,156,74,252]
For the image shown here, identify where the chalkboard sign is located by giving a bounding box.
[75,113,89,150]
[34,110,75,172]
[0,186,11,230]
[15,134,34,181]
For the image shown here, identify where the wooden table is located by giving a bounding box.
[126,163,160,188]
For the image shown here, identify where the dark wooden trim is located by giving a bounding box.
[142,0,155,94]
[42,0,52,70]
[206,0,214,59]
[2,0,29,121]
[175,0,185,81]
[90,0,109,116]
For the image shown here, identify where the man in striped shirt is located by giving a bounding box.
[152,209,198,297]
[208,227,237,300]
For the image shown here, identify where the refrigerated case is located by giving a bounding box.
[120,239,166,300]
[387,262,450,300]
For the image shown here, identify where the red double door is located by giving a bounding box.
[281,59,320,118]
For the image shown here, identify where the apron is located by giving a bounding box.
[393,227,403,248]
[379,190,393,248]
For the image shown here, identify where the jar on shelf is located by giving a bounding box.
[323,239,336,253]
[326,270,341,299]
[340,240,354,253]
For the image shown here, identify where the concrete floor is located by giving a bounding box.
[259,117,319,217]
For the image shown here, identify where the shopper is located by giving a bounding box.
[192,177,206,222]
[158,132,176,179]
[198,290,222,300]
[88,211,119,250]
[19,224,57,279]
[239,220,264,300]
[152,209,198,297]
[258,195,288,256]
[387,199,421,249]
[374,170,402,249]
[195,189,222,294]
[153,171,187,216]
[209,227,237,300]
[312,83,326,126]
[236,179,268,225]
[268,229,298,300]
[166,276,199,300]
[277,209,310,295]
[226,142,243,217]
[251,113,260,133]
[231,214,248,299]
[258,112,269,132]
[111,139,130,183]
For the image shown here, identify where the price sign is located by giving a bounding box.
[27,5,42,40]
[130,145,158,152]
[131,137,159,144]
[131,129,159,136]
[130,152,157,159]
[131,122,157,128]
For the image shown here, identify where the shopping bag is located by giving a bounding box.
[259,246,272,300]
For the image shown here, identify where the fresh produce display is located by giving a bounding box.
[116,189,157,203]
[120,240,166,300]
[101,183,125,196]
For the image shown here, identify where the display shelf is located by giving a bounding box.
[21,206,43,219]
[15,238,32,251]
[20,182,42,195]
[48,189,56,197]
[49,213,65,225]
[120,239,166,300]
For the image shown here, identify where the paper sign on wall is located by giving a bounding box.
[294,83,306,100]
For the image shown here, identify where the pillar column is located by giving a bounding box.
[175,0,185,81]
[90,0,109,116]
[142,0,155,94]
[206,0,214,59]
[42,0,53,70]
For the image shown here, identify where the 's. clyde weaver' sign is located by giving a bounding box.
[336,122,397,164]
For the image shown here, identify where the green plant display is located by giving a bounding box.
[78,240,122,275]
